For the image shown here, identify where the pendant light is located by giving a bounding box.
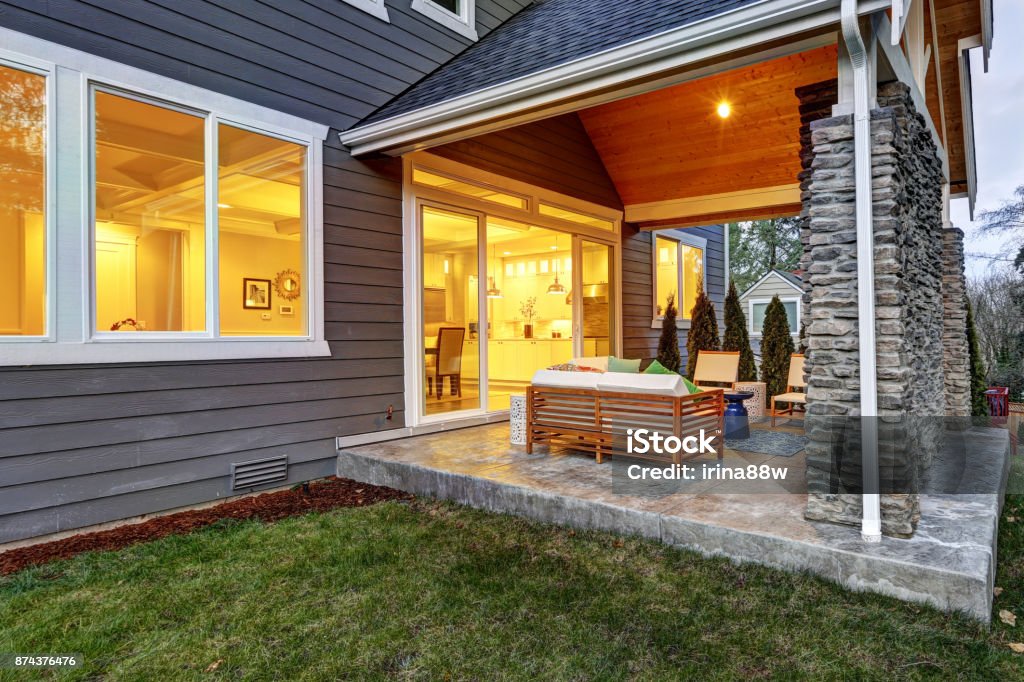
[547,234,567,296]
[487,244,503,299]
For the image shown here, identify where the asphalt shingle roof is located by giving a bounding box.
[772,268,804,289]
[360,0,766,126]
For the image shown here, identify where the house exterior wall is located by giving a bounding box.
[429,113,622,209]
[0,0,531,544]
[622,225,727,364]
[802,82,947,537]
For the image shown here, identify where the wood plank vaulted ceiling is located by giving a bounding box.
[577,45,838,207]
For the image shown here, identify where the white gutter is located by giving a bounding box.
[841,0,882,543]
[341,0,890,155]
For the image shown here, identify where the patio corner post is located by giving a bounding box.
[842,0,882,543]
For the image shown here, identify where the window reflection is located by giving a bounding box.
[0,64,46,335]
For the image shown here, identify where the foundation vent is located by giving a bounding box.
[231,455,288,491]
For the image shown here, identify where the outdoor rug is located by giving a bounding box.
[726,429,807,457]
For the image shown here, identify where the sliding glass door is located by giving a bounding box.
[421,205,482,417]
[484,218,574,411]
[417,202,617,420]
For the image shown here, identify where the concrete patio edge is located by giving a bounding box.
[338,427,1010,623]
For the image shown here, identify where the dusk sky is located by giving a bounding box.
[949,0,1023,277]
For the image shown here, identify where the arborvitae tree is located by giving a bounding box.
[657,293,682,373]
[722,281,757,381]
[966,298,989,416]
[760,295,796,398]
[685,282,721,379]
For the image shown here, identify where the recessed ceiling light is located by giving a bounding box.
[716,102,731,119]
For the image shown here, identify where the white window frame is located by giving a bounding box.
[0,50,57,344]
[0,27,330,366]
[341,0,391,22]
[747,297,801,338]
[651,231,708,327]
[411,0,478,41]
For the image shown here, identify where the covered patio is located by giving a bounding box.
[338,420,1009,622]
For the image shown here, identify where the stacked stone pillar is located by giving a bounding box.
[801,82,946,537]
[942,228,972,423]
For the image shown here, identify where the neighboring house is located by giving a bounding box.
[0,0,996,546]
[739,269,804,357]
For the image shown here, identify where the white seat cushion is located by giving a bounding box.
[531,369,602,390]
[572,356,608,371]
[773,392,806,403]
[595,372,687,397]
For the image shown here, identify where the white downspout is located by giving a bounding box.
[841,0,882,542]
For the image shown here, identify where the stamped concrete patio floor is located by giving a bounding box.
[338,422,1010,622]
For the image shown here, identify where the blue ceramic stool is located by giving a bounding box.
[723,391,754,440]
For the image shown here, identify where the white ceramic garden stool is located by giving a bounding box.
[734,381,766,418]
[509,393,527,445]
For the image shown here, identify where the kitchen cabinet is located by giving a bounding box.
[423,252,449,290]
[487,338,574,382]
[462,339,479,380]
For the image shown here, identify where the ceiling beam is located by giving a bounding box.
[625,184,801,224]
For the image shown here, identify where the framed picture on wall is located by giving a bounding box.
[243,278,272,309]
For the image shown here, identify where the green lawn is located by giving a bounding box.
[2,495,1023,680]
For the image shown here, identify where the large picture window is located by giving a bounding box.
[92,92,309,338]
[94,91,207,333]
[0,32,327,365]
[653,233,706,321]
[0,61,47,337]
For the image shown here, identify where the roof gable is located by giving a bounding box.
[738,268,804,300]
[360,0,763,126]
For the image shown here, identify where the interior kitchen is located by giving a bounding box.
[422,207,612,415]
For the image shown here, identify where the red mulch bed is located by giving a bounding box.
[0,477,412,576]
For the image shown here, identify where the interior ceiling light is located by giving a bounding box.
[716,102,731,119]
[547,235,567,295]
[487,245,503,298]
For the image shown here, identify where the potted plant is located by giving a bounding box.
[520,297,537,339]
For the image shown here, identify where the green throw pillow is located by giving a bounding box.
[643,359,676,375]
[681,376,703,394]
[607,355,642,373]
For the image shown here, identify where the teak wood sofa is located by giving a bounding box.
[526,366,725,464]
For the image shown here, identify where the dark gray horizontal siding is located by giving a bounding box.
[621,224,727,364]
[0,0,530,542]
[5,457,337,543]
[430,113,623,209]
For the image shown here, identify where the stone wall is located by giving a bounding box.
[942,227,972,422]
[796,79,840,351]
[802,81,946,537]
